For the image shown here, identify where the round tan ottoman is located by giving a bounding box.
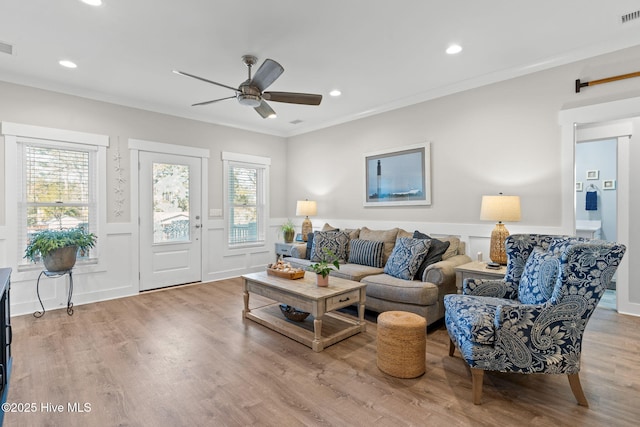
[376,311,427,378]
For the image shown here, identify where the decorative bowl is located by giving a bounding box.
[279,304,310,322]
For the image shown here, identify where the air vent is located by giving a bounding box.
[621,10,640,23]
[289,119,303,125]
[0,41,13,55]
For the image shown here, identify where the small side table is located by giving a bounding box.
[34,269,74,318]
[454,261,507,294]
[274,242,306,261]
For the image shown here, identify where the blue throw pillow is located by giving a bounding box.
[518,248,560,304]
[384,237,431,280]
[305,232,314,260]
[348,239,384,268]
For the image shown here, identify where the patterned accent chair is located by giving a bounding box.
[444,234,626,406]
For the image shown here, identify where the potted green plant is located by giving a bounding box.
[280,219,295,243]
[310,248,340,287]
[24,228,97,272]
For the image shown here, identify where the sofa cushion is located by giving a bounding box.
[310,230,350,262]
[345,228,360,239]
[413,231,451,280]
[348,238,384,268]
[362,273,439,306]
[518,247,560,304]
[330,263,384,282]
[383,237,431,280]
[397,228,413,239]
[440,236,461,260]
[322,223,360,239]
[359,227,399,263]
[322,223,338,231]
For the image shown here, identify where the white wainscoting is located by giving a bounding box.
[296,218,567,262]
[8,223,139,316]
[3,218,566,316]
[5,221,285,316]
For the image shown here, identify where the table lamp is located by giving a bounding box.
[296,199,317,241]
[480,194,521,265]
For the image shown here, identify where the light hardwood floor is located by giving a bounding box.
[4,278,640,426]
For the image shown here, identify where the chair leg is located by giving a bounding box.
[471,368,484,405]
[448,338,455,356]
[568,373,589,407]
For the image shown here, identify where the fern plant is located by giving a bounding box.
[24,228,97,262]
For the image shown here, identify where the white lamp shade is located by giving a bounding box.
[296,200,317,217]
[480,195,521,222]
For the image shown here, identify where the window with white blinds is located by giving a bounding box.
[19,141,97,264]
[222,152,270,247]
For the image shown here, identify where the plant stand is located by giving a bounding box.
[34,269,74,318]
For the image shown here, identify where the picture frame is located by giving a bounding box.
[364,143,431,206]
[586,170,599,180]
[575,182,583,192]
[603,179,616,190]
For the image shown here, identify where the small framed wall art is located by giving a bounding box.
[363,143,431,206]
[603,179,616,190]
[586,170,599,180]
[575,182,583,192]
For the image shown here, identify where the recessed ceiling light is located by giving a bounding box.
[81,0,103,6]
[446,44,462,55]
[329,89,342,97]
[267,113,277,119]
[59,60,77,69]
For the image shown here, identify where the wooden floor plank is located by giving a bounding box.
[4,278,640,426]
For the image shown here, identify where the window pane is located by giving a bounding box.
[27,206,89,231]
[230,166,257,205]
[153,162,190,243]
[228,165,260,244]
[229,206,257,244]
[23,143,94,262]
[26,146,89,203]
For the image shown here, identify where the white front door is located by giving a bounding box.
[139,151,202,291]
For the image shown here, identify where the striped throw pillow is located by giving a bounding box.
[348,239,385,268]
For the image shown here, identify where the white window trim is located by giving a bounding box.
[222,151,270,253]
[2,122,108,281]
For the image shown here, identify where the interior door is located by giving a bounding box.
[139,152,202,291]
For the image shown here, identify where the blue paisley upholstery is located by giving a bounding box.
[383,237,431,280]
[444,234,626,406]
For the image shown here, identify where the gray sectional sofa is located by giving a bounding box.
[284,225,471,326]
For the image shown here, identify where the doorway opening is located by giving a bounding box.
[575,137,618,310]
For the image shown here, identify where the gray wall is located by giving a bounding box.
[0,80,289,225]
[285,45,640,225]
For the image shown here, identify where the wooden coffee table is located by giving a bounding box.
[242,271,367,352]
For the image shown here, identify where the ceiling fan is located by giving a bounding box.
[173,55,322,119]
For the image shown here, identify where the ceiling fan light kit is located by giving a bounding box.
[175,55,322,118]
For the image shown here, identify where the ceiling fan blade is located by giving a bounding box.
[254,100,276,119]
[191,96,236,107]
[251,59,284,92]
[173,70,239,92]
[263,91,322,105]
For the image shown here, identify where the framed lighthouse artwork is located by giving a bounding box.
[364,143,431,207]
